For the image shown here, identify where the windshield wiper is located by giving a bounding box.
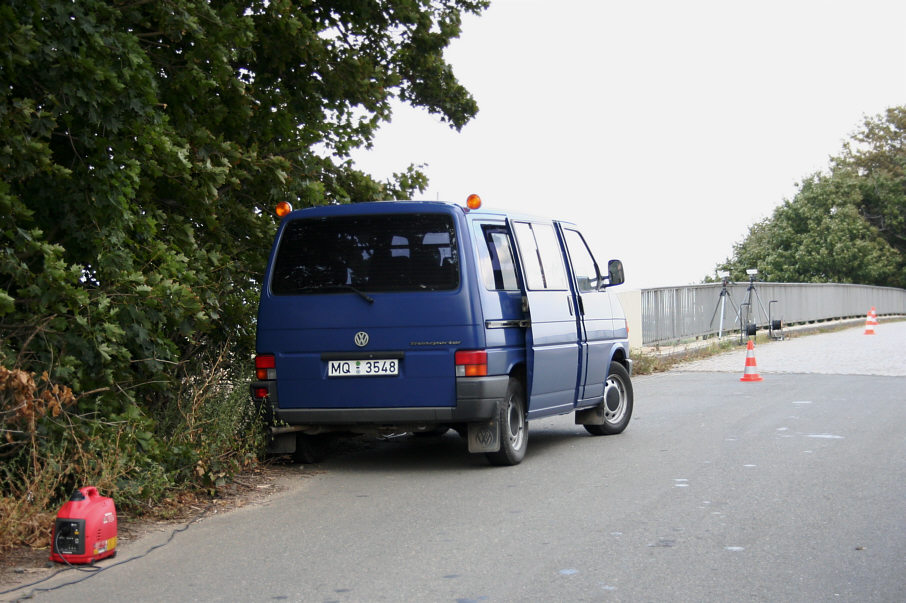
[342,284,375,304]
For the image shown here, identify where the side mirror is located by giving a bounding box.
[606,259,624,288]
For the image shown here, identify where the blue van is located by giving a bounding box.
[251,197,633,465]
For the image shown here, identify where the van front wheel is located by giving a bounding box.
[584,362,633,436]
[486,377,528,466]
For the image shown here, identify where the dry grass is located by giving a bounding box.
[632,337,739,375]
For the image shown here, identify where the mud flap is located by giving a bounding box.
[575,404,605,426]
[266,426,304,455]
[468,418,500,453]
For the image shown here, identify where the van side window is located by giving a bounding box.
[478,224,519,290]
[271,214,459,294]
[563,229,600,292]
[512,221,567,291]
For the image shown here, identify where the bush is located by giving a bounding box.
[0,361,265,549]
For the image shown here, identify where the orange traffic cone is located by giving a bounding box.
[740,339,763,382]
[864,307,877,335]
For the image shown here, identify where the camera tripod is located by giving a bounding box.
[708,276,740,340]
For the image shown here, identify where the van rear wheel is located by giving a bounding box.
[292,433,332,464]
[486,377,528,466]
[584,362,633,436]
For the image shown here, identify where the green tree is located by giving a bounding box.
[716,107,906,288]
[835,106,906,256]
[1,0,487,518]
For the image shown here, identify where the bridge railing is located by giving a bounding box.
[635,282,906,346]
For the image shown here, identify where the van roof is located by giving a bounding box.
[282,200,575,227]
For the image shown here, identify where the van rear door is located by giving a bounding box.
[509,219,581,417]
[258,207,479,414]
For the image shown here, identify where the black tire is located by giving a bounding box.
[486,377,528,466]
[292,433,333,464]
[584,362,633,436]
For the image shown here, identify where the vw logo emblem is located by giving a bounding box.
[354,331,369,347]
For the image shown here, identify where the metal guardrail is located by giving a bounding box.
[640,282,906,346]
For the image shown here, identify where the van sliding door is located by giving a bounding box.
[509,220,582,417]
[560,226,614,405]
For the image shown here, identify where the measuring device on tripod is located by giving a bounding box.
[739,269,784,342]
[710,269,784,342]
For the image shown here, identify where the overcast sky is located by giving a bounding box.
[351,0,906,290]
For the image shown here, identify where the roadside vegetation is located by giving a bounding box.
[714,107,906,288]
[0,0,488,550]
[631,338,739,375]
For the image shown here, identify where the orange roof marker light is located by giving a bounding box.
[466,194,482,210]
[275,201,293,218]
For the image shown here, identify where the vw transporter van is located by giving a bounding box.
[251,196,633,465]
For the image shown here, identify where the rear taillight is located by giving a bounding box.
[255,354,276,381]
[455,350,488,377]
[252,386,270,400]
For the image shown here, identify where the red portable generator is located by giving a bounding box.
[49,486,117,564]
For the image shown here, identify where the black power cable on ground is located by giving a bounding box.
[0,504,212,601]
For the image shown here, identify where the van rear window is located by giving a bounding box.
[271,213,459,294]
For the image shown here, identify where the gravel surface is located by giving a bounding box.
[674,320,906,376]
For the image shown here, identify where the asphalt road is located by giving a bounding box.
[7,322,906,602]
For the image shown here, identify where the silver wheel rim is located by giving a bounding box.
[505,393,526,450]
[603,374,627,425]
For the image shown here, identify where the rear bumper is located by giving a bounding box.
[251,375,508,426]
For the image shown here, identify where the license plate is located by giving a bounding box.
[328,359,399,377]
